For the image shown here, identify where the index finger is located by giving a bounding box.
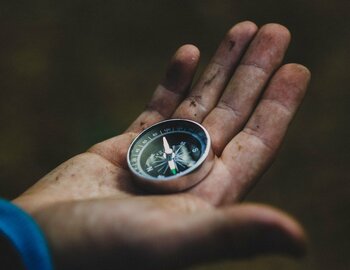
[126,44,200,133]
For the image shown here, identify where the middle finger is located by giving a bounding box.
[172,21,258,121]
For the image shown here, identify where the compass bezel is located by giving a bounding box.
[127,119,213,192]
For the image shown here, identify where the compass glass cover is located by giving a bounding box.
[128,119,209,180]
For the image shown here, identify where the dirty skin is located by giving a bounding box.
[188,95,202,108]
[228,40,236,51]
[204,69,219,86]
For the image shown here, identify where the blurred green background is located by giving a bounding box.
[0,0,349,269]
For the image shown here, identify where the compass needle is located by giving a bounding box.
[162,136,172,154]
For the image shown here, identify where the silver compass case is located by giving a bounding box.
[127,119,214,193]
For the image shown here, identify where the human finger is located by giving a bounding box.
[189,64,310,205]
[203,23,291,155]
[126,44,200,133]
[172,21,258,121]
[217,64,311,203]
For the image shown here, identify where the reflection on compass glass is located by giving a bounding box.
[127,119,210,180]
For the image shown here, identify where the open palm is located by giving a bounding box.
[14,22,310,270]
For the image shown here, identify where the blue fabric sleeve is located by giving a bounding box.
[0,199,53,270]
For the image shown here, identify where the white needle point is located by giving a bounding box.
[163,136,173,154]
[163,136,177,175]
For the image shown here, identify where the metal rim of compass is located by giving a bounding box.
[127,119,214,193]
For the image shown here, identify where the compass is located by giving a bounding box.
[127,119,214,193]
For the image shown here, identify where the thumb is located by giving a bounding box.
[167,203,307,268]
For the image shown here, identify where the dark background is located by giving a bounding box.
[0,1,349,269]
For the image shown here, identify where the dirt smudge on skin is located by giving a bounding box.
[236,142,242,151]
[228,40,236,51]
[140,121,146,130]
[188,95,202,110]
[204,70,218,86]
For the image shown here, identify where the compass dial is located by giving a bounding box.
[127,119,212,192]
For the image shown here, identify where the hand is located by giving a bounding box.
[13,22,310,270]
